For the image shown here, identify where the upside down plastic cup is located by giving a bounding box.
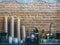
[9,36,13,43]
[20,40,24,44]
[14,38,18,43]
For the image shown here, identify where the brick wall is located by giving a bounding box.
[0,2,60,34]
